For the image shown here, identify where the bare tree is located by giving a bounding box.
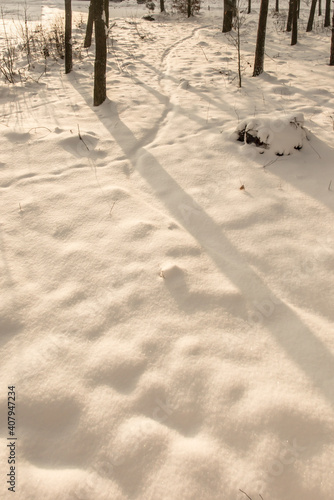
[236,0,242,86]
[253,0,269,76]
[223,0,236,32]
[84,0,94,48]
[306,0,317,31]
[94,0,107,106]
[291,0,298,44]
[287,0,293,31]
[65,0,72,74]
[324,0,331,27]
[330,9,334,65]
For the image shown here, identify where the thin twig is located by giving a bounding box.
[77,124,89,150]
[239,490,253,500]
[198,44,209,62]
[328,180,332,191]
[109,201,116,215]
[263,158,278,168]
[306,138,321,159]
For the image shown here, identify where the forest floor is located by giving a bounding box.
[0,1,334,499]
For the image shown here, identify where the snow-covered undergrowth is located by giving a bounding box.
[0,1,334,500]
[234,113,307,155]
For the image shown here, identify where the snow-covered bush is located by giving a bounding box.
[234,113,307,155]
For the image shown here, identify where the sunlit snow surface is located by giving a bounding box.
[0,1,334,499]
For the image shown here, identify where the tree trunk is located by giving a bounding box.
[65,0,72,74]
[248,0,251,14]
[306,0,317,31]
[291,0,298,44]
[324,0,331,27]
[223,0,236,32]
[94,0,107,106]
[84,0,94,48]
[319,0,321,16]
[187,0,192,17]
[297,0,300,18]
[237,14,241,86]
[275,0,279,12]
[104,0,109,27]
[330,10,334,64]
[287,0,293,31]
[160,0,165,12]
[253,0,269,76]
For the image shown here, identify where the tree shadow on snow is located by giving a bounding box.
[264,132,334,214]
[69,84,334,413]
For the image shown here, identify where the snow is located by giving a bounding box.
[1,1,334,499]
[234,113,307,155]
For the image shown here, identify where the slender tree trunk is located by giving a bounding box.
[248,0,251,14]
[275,0,279,12]
[104,0,109,27]
[306,0,317,31]
[297,0,300,18]
[253,0,269,76]
[187,0,192,17]
[223,0,236,32]
[94,0,107,106]
[319,0,321,16]
[330,10,334,64]
[65,0,72,74]
[287,0,293,31]
[291,0,298,44]
[237,11,241,86]
[324,0,331,27]
[84,0,94,48]
[160,0,165,11]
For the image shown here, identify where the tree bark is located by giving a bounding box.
[84,0,94,48]
[247,0,251,14]
[275,0,279,12]
[287,0,293,31]
[187,0,192,17]
[104,0,109,27]
[65,0,72,74]
[324,0,331,27]
[291,0,298,44]
[330,10,334,64]
[223,0,236,32]
[160,0,165,11]
[94,0,107,106]
[318,0,321,16]
[253,0,269,76]
[306,0,317,32]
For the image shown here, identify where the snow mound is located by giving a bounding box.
[234,113,307,156]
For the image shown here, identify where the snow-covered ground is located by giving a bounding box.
[1,1,334,499]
